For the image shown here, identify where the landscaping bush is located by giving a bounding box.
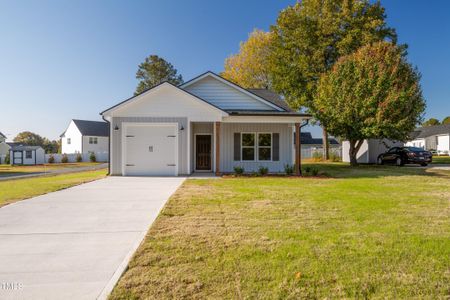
[258,166,269,176]
[233,165,244,175]
[284,164,294,175]
[4,153,10,165]
[89,152,96,162]
[61,154,69,163]
[312,151,323,162]
[304,166,311,174]
[76,153,82,163]
[48,155,55,164]
[329,151,341,162]
[311,167,319,176]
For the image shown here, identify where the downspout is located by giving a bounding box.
[298,119,309,176]
[101,115,111,176]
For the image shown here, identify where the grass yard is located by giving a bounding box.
[432,155,450,164]
[0,162,103,177]
[0,169,107,207]
[110,164,450,299]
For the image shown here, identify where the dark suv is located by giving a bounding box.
[377,147,432,166]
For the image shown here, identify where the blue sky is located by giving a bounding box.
[1,0,449,141]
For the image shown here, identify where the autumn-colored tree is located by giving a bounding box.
[222,29,273,89]
[14,131,45,146]
[422,118,440,126]
[269,0,399,159]
[442,116,450,125]
[135,55,183,95]
[315,42,425,166]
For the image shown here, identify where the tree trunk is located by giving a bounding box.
[348,140,363,167]
[322,127,330,161]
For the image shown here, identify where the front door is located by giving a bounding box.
[196,135,211,170]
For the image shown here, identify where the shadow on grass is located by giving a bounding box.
[302,162,450,179]
[0,172,44,178]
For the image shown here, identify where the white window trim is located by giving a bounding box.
[89,137,98,144]
[240,132,273,162]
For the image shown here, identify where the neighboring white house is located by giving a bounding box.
[61,119,109,154]
[342,139,403,164]
[101,71,311,176]
[0,132,9,163]
[298,132,340,158]
[405,124,450,155]
[9,145,45,165]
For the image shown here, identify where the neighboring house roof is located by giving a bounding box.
[410,124,450,139]
[247,89,293,112]
[10,145,43,151]
[6,142,22,147]
[72,119,109,137]
[0,132,6,139]
[300,132,340,145]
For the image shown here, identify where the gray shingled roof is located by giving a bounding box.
[411,124,450,139]
[301,132,339,145]
[10,145,43,151]
[247,89,293,112]
[72,119,109,137]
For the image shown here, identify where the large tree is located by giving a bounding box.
[269,0,399,159]
[222,29,273,89]
[442,116,450,125]
[135,55,183,95]
[422,118,440,126]
[315,42,425,166]
[14,131,45,146]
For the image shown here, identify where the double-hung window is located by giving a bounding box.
[89,137,98,144]
[258,133,272,161]
[241,133,272,161]
[67,138,71,145]
[25,150,32,159]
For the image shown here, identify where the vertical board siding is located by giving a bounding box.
[184,77,274,111]
[111,117,188,175]
[220,123,293,173]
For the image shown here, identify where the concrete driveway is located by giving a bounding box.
[0,176,185,300]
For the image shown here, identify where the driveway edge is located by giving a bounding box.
[96,178,185,300]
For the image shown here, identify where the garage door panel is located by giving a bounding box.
[124,124,177,176]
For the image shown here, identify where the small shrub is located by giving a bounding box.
[311,167,319,176]
[76,153,82,163]
[304,166,311,173]
[284,164,294,175]
[233,165,244,175]
[89,152,96,162]
[4,153,10,164]
[312,151,323,162]
[61,154,69,163]
[329,151,341,162]
[258,166,269,176]
[48,155,55,164]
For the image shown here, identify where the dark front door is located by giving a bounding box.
[196,135,211,170]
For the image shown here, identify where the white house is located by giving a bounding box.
[0,132,9,163]
[342,139,403,164]
[61,119,109,154]
[298,132,340,158]
[10,145,45,165]
[406,124,450,155]
[101,71,311,176]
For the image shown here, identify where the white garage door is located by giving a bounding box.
[124,124,177,176]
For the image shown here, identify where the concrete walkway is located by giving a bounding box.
[0,176,185,300]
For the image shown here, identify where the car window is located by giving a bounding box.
[387,147,397,153]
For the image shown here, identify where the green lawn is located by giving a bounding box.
[110,164,450,299]
[0,169,107,207]
[0,162,103,177]
[432,155,450,164]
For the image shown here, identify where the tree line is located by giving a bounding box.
[12,131,60,154]
[133,0,427,166]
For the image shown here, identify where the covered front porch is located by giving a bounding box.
[189,117,307,175]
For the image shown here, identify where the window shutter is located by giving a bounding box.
[273,133,280,161]
[234,133,241,161]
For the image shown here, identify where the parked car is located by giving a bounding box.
[377,147,432,166]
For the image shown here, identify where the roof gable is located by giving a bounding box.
[101,82,228,121]
[181,72,285,111]
[0,132,6,139]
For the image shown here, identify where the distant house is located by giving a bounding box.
[0,132,9,163]
[406,124,450,154]
[9,145,45,165]
[61,119,109,154]
[297,132,340,158]
[342,139,404,164]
